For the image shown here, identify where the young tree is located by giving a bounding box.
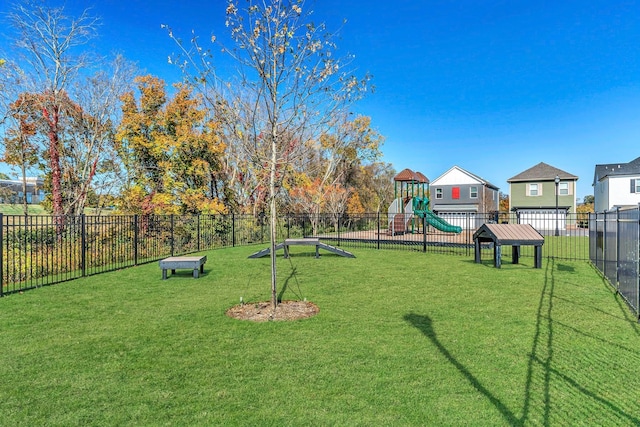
[170,1,371,310]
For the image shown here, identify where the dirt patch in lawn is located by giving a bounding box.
[226,300,319,322]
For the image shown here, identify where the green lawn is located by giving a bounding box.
[0,203,50,215]
[1,246,638,426]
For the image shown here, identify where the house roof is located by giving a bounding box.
[592,156,640,185]
[507,162,578,183]
[431,165,499,190]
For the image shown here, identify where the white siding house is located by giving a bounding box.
[593,157,640,212]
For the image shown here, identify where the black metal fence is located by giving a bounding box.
[589,207,640,317]
[1,211,592,296]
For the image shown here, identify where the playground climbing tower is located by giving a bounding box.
[388,168,429,234]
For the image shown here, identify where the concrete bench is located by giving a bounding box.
[159,256,207,279]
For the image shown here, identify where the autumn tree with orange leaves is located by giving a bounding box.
[116,75,227,215]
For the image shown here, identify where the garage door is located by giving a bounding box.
[437,212,477,229]
[518,209,566,231]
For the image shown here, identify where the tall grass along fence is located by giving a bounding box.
[590,206,640,318]
[1,211,590,296]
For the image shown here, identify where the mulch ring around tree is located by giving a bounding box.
[226,300,319,322]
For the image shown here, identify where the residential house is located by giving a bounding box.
[0,177,45,204]
[430,165,500,229]
[507,162,578,231]
[593,156,640,212]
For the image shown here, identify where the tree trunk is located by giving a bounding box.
[269,129,278,310]
[20,159,28,218]
[43,105,64,218]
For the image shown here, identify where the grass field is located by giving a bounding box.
[0,203,50,215]
[1,245,638,426]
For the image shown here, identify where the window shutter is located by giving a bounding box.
[632,179,636,194]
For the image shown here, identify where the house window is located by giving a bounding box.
[528,183,540,196]
[452,187,460,199]
[559,182,569,195]
[470,186,478,198]
[435,188,443,199]
[632,179,640,193]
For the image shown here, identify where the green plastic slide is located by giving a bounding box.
[423,209,462,233]
[412,196,462,234]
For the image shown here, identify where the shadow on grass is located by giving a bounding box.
[556,263,575,273]
[553,294,640,328]
[405,258,640,425]
[403,312,522,426]
[278,261,305,302]
[587,263,640,336]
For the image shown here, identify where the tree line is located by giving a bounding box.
[0,0,396,221]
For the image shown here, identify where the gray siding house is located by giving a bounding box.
[430,166,499,229]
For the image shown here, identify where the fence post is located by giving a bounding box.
[337,215,341,246]
[232,213,236,247]
[603,210,608,282]
[616,207,621,289]
[0,213,3,297]
[291,215,294,239]
[377,212,380,250]
[466,212,471,256]
[422,215,427,253]
[594,212,604,267]
[170,214,175,256]
[81,214,86,277]
[134,215,139,266]
[636,204,640,320]
[197,215,201,252]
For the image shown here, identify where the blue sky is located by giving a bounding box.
[2,0,639,201]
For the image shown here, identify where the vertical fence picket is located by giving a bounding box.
[81,214,86,277]
[0,213,3,297]
[637,204,640,319]
[170,214,175,256]
[377,212,380,250]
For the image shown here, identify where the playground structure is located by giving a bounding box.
[388,168,462,235]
